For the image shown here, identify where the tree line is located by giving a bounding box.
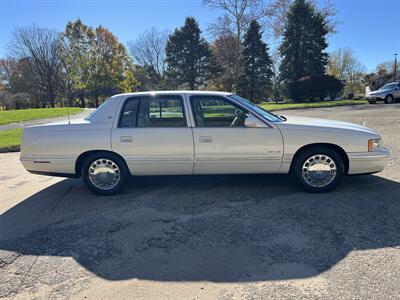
[0,0,396,110]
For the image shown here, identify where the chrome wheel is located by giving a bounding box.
[301,154,337,188]
[88,158,120,190]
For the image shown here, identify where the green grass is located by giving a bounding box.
[0,128,22,152]
[0,107,83,126]
[259,99,367,111]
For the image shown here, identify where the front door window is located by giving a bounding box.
[190,96,248,127]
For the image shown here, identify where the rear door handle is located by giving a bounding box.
[120,136,133,143]
[199,136,212,143]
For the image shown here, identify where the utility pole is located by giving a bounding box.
[394,53,398,82]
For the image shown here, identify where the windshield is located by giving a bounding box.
[379,83,397,90]
[229,94,283,122]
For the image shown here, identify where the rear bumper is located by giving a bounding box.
[20,156,76,176]
[347,148,390,174]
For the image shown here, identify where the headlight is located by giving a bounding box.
[368,139,382,151]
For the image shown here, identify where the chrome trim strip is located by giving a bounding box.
[195,157,282,162]
[349,154,390,160]
[348,149,390,160]
[21,157,75,164]
[126,157,193,163]
[20,158,33,162]
[125,156,281,163]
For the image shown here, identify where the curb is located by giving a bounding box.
[0,146,20,153]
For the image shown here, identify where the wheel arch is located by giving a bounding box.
[289,143,349,175]
[75,150,130,177]
[385,94,394,100]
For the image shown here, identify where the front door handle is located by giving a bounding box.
[199,136,212,143]
[120,136,133,143]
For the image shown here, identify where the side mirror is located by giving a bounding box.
[245,115,266,128]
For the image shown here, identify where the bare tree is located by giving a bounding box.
[270,49,283,101]
[327,47,366,95]
[203,0,270,90]
[0,57,44,107]
[8,25,63,107]
[266,0,337,37]
[363,60,399,91]
[376,60,396,75]
[0,58,19,93]
[127,27,168,85]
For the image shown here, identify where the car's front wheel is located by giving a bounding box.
[293,147,345,192]
[368,100,376,104]
[384,95,394,104]
[82,152,129,195]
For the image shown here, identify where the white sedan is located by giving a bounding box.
[21,91,390,195]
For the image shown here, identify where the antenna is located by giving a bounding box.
[62,38,72,125]
[67,102,71,125]
[65,88,71,125]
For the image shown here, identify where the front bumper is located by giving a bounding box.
[366,95,384,101]
[347,148,390,174]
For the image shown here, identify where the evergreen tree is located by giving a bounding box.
[279,0,329,82]
[237,20,273,102]
[165,17,220,90]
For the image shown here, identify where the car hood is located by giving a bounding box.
[368,89,390,95]
[277,116,378,135]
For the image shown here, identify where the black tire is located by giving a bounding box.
[384,95,394,104]
[292,147,345,193]
[368,100,376,104]
[82,152,129,195]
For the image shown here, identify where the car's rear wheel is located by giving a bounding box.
[384,95,394,104]
[293,147,345,192]
[82,152,129,195]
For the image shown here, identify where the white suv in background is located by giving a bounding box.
[366,81,400,104]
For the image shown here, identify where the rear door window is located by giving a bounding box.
[119,95,186,128]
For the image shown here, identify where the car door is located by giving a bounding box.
[111,94,194,175]
[395,82,400,99]
[189,95,283,174]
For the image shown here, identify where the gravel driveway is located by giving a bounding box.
[0,104,399,299]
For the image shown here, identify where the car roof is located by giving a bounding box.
[113,90,233,98]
